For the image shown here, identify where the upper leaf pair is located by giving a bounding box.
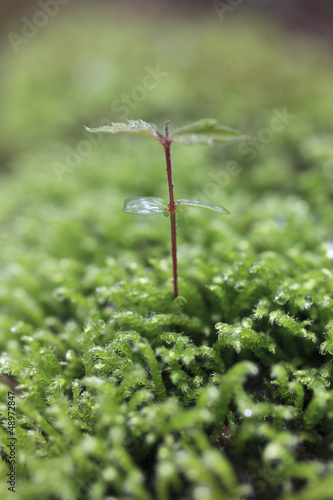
[85,118,248,146]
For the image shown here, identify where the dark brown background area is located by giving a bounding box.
[1,0,333,41]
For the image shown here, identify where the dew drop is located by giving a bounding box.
[301,295,313,311]
[65,350,75,361]
[326,242,333,259]
[274,294,287,305]
[249,263,261,274]
[320,296,332,308]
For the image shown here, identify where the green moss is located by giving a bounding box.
[0,6,333,500]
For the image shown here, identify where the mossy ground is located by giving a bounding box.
[0,5,333,500]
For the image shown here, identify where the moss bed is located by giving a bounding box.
[0,6,333,500]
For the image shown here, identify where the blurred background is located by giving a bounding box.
[0,0,333,268]
[1,4,333,498]
[1,0,333,39]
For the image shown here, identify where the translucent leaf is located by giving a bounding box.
[85,119,160,140]
[171,118,247,145]
[123,197,168,215]
[177,199,230,214]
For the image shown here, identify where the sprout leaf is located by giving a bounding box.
[177,199,230,214]
[123,197,168,215]
[171,118,247,145]
[85,119,160,140]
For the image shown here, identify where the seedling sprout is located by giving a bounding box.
[85,118,246,298]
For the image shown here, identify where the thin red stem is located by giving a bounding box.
[169,211,178,298]
[163,122,178,298]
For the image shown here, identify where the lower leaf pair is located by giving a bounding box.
[123,196,230,216]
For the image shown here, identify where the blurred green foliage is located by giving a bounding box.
[0,5,333,500]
